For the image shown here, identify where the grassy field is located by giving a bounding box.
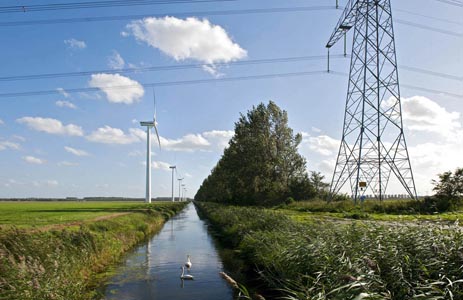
[0,201,177,228]
[196,202,463,300]
[0,201,188,300]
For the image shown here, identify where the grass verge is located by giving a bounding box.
[0,201,187,300]
[196,202,463,300]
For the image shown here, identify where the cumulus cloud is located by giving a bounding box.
[0,140,20,151]
[389,96,461,138]
[89,73,144,104]
[64,38,87,49]
[56,100,77,109]
[87,126,140,144]
[0,119,4,125]
[301,133,340,156]
[202,130,234,150]
[160,134,210,152]
[107,50,125,69]
[17,117,84,136]
[64,146,89,156]
[23,156,46,165]
[152,161,171,171]
[125,16,247,74]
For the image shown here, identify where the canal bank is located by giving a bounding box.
[0,202,187,300]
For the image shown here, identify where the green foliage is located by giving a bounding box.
[0,202,187,300]
[196,202,463,300]
[195,101,316,205]
[432,168,463,199]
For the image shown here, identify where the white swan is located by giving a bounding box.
[180,266,194,280]
[185,255,192,269]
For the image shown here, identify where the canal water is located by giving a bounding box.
[102,203,234,300]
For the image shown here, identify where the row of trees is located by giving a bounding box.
[194,101,328,205]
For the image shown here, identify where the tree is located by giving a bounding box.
[432,168,463,198]
[195,101,312,205]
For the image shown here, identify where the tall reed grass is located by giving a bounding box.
[0,202,187,300]
[196,202,463,299]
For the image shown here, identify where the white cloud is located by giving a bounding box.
[23,156,46,165]
[202,130,234,150]
[87,126,140,144]
[56,100,77,109]
[64,38,87,49]
[0,119,4,125]
[125,16,247,74]
[303,134,340,156]
[56,88,70,98]
[58,161,79,167]
[107,50,125,69]
[89,73,144,104]
[0,140,20,151]
[64,146,89,156]
[152,161,171,171]
[17,117,84,136]
[160,134,210,152]
[394,96,461,138]
[141,160,171,171]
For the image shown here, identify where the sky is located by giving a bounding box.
[0,0,461,198]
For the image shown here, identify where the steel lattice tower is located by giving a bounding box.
[326,0,417,201]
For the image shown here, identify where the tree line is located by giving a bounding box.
[194,101,329,205]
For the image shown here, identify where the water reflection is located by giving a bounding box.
[103,203,234,300]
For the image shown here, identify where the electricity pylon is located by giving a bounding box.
[326,0,417,202]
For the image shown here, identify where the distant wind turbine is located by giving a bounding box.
[140,90,161,203]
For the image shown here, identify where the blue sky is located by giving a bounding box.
[0,0,461,198]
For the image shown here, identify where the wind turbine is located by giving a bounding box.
[140,90,161,203]
[169,165,176,202]
[177,177,183,202]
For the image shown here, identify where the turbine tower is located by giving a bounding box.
[169,165,176,202]
[177,177,183,202]
[326,0,417,202]
[140,91,161,203]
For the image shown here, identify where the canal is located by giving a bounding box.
[102,203,234,300]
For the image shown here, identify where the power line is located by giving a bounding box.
[0,70,329,98]
[395,18,462,38]
[395,7,463,26]
[0,69,460,100]
[433,0,463,7]
[0,54,346,82]
[0,0,238,14]
[0,5,336,27]
[1,53,460,85]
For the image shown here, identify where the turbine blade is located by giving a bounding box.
[153,124,161,150]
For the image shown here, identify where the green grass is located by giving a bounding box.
[0,201,188,300]
[0,201,178,228]
[196,202,463,300]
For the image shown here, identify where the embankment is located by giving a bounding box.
[0,202,187,300]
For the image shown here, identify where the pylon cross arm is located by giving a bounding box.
[326,0,358,48]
